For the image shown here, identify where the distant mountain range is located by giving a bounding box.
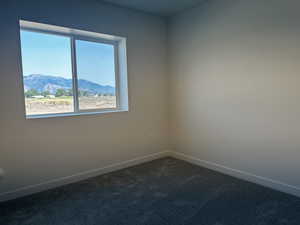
[24,74,115,95]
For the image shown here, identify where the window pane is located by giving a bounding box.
[76,40,116,110]
[20,30,74,115]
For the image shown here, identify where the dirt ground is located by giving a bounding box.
[25,96,116,115]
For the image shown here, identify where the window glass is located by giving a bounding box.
[76,40,116,110]
[20,30,74,115]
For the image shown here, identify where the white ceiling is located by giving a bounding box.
[100,0,206,17]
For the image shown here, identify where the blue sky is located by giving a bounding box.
[20,30,116,87]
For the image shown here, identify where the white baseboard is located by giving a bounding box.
[0,151,171,203]
[171,151,300,198]
[2,150,300,203]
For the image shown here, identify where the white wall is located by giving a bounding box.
[2,0,300,200]
[169,0,300,190]
[0,0,169,194]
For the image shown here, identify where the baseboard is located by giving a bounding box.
[171,151,300,198]
[2,150,299,203]
[0,151,171,203]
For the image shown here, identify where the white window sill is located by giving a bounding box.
[26,109,128,119]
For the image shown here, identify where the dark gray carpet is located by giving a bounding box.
[1,157,300,225]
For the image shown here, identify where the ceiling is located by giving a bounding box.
[100,0,206,17]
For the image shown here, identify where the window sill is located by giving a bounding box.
[26,109,128,119]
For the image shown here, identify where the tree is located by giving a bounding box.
[78,90,89,97]
[55,89,67,97]
[25,89,40,98]
[66,89,73,97]
[41,90,51,97]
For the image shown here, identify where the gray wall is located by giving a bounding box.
[0,0,169,194]
[169,0,300,188]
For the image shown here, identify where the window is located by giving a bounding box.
[19,20,128,118]
[76,40,116,110]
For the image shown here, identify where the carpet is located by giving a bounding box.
[1,157,300,225]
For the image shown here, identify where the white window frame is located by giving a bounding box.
[19,20,129,119]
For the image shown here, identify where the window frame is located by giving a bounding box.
[19,20,128,119]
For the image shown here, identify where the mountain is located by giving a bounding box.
[23,74,115,95]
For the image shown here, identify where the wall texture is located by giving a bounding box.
[0,0,169,195]
[2,0,300,200]
[168,0,300,191]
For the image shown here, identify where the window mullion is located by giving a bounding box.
[70,36,79,112]
[113,43,120,109]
